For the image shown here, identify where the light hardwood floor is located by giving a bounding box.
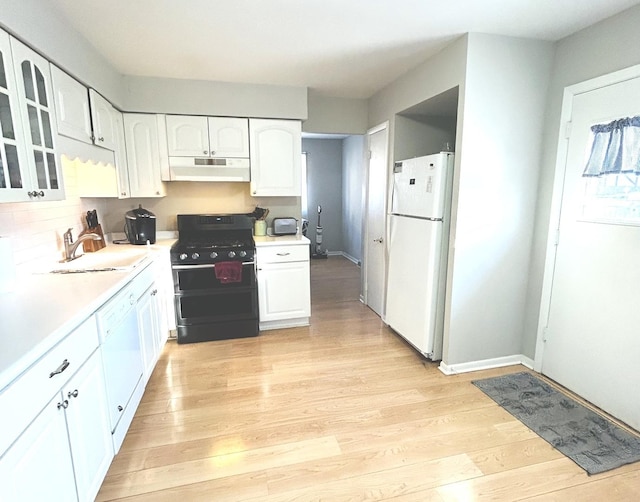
[97,256,640,501]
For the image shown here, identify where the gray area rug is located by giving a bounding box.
[472,371,640,475]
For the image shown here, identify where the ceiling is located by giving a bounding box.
[49,0,640,99]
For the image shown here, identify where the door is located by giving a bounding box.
[208,117,249,158]
[386,215,442,356]
[63,350,113,502]
[51,66,92,144]
[89,89,116,150]
[364,123,388,316]
[0,395,78,502]
[124,113,166,197]
[249,118,301,196]
[166,115,209,156]
[541,73,640,431]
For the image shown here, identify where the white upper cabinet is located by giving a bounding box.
[112,109,131,198]
[0,31,31,203]
[9,37,64,202]
[166,115,249,158]
[249,118,301,197]
[124,113,166,198]
[89,89,116,151]
[50,65,92,144]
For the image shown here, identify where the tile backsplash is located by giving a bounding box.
[0,158,106,273]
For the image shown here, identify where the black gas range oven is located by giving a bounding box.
[170,214,258,344]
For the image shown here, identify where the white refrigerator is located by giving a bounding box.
[385,152,454,360]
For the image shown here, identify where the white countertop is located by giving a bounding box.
[254,235,310,246]
[0,239,175,391]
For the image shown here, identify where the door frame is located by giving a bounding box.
[534,63,640,371]
[362,121,389,311]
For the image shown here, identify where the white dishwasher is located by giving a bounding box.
[95,266,151,452]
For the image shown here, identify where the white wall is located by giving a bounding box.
[524,4,640,357]
[342,135,365,263]
[444,34,554,365]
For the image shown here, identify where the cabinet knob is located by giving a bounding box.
[57,400,69,410]
[117,405,124,412]
[210,150,216,156]
[203,150,208,155]
[98,137,104,142]
[68,389,79,399]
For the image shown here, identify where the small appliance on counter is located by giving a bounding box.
[272,217,297,235]
[125,205,156,245]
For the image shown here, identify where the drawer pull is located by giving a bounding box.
[68,389,79,399]
[49,359,70,378]
[57,400,69,410]
[276,252,291,256]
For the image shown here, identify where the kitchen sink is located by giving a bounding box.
[38,249,150,274]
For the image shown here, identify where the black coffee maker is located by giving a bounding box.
[125,205,156,244]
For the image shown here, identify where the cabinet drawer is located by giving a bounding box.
[0,316,99,457]
[257,245,309,264]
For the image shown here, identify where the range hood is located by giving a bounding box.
[167,157,250,182]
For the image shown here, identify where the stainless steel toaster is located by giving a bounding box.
[272,217,297,235]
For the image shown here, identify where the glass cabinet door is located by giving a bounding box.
[10,37,64,201]
[0,31,30,202]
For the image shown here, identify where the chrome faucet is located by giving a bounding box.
[62,228,102,262]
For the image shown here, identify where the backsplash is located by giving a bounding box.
[0,157,106,273]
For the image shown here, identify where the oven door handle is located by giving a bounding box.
[172,262,255,270]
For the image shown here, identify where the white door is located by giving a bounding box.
[364,123,388,317]
[89,89,116,150]
[208,117,249,158]
[541,74,640,431]
[166,115,209,156]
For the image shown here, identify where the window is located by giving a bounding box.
[580,116,640,224]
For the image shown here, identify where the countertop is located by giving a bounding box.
[254,235,311,246]
[0,239,175,392]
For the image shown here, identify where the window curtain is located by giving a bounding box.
[583,116,640,177]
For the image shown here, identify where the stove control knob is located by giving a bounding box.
[192,252,200,260]
[179,253,188,261]
[210,251,218,259]
[239,250,247,258]
[228,251,236,258]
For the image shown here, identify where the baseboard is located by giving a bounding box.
[259,317,310,331]
[324,250,361,266]
[438,354,534,375]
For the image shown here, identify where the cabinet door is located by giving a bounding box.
[63,350,113,502]
[208,117,249,158]
[89,89,116,151]
[137,284,160,385]
[50,65,92,144]
[0,394,77,502]
[258,260,311,322]
[112,109,130,198]
[249,119,301,196]
[166,115,209,156]
[0,31,31,202]
[10,37,64,201]
[124,113,166,197]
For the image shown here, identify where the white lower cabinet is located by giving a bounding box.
[0,392,77,501]
[137,282,162,385]
[257,243,311,330]
[0,348,113,502]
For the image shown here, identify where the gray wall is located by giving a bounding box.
[368,34,554,367]
[393,115,456,161]
[303,138,344,254]
[445,34,553,365]
[305,91,369,134]
[342,135,365,263]
[524,4,640,357]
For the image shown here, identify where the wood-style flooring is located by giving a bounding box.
[97,256,640,501]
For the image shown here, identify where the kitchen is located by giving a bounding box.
[2,0,640,499]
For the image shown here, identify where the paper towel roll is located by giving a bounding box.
[0,237,16,294]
